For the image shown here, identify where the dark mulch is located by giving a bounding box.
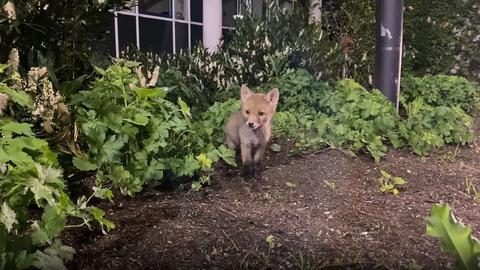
[64,117,480,270]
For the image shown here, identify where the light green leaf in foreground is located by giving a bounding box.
[426,204,480,270]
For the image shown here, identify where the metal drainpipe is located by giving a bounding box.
[374,0,404,111]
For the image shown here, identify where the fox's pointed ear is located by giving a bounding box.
[240,84,252,103]
[265,88,279,107]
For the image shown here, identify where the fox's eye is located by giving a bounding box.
[246,110,250,114]
[258,111,264,116]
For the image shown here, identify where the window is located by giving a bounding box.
[111,0,205,56]
[109,0,279,56]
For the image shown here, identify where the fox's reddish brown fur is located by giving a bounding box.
[224,85,279,174]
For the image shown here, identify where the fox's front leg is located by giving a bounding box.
[240,143,254,174]
[253,144,266,172]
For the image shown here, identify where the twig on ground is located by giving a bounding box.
[222,229,240,252]
[215,205,239,219]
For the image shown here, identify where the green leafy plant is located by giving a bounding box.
[72,61,235,195]
[201,98,240,144]
[426,204,480,269]
[401,75,480,113]
[378,170,407,195]
[322,0,376,86]
[0,80,112,269]
[319,79,403,162]
[403,0,480,82]
[0,0,130,81]
[269,74,402,160]
[191,147,236,191]
[399,99,474,156]
[122,1,338,111]
[265,235,278,249]
[261,69,333,114]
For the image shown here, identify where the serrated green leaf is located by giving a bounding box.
[72,157,98,171]
[0,122,33,135]
[41,207,66,241]
[379,185,390,193]
[0,87,34,108]
[196,154,212,170]
[86,207,115,233]
[134,87,166,98]
[393,176,407,185]
[15,250,35,269]
[217,145,236,167]
[16,137,49,151]
[426,204,480,269]
[98,135,127,164]
[29,178,55,206]
[123,112,150,126]
[380,170,391,180]
[178,98,191,118]
[133,113,149,126]
[32,250,67,270]
[92,187,113,201]
[44,239,75,262]
[31,224,50,246]
[171,155,200,177]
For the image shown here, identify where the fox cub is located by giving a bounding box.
[224,85,279,174]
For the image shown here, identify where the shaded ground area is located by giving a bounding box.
[64,118,480,270]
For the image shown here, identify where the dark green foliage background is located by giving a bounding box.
[0,0,130,81]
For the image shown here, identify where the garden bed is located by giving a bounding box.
[64,117,480,270]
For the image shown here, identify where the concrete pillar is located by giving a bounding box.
[203,0,223,53]
[309,0,322,24]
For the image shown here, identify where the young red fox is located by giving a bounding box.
[224,85,279,174]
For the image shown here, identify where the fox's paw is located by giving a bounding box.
[253,161,264,172]
[241,163,254,178]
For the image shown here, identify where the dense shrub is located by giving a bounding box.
[260,69,332,114]
[0,68,111,269]
[121,1,338,111]
[399,99,474,155]
[401,75,480,113]
[201,98,240,145]
[319,80,404,161]
[403,0,480,81]
[322,0,376,86]
[72,61,235,195]
[0,0,129,81]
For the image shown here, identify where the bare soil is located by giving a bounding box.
[64,118,480,270]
